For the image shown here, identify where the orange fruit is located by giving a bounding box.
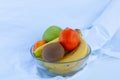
[33,40,46,51]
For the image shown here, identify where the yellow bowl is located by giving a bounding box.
[30,45,91,76]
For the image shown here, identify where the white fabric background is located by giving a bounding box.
[0,0,120,80]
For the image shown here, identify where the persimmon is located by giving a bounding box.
[59,28,80,51]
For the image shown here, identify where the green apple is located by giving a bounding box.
[42,25,62,42]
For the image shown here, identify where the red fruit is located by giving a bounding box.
[59,27,80,51]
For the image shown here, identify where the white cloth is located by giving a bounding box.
[0,0,120,80]
[84,0,120,58]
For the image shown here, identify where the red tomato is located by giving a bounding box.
[59,28,80,51]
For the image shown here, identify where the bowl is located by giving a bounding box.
[30,45,91,76]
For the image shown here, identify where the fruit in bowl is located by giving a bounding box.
[31,26,91,76]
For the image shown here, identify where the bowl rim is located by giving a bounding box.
[30,45,91,64]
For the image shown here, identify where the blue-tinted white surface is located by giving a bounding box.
[0,0,120,80]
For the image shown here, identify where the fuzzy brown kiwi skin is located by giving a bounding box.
[42,42,65,62]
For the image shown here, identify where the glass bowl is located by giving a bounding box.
[30,45,91,76]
